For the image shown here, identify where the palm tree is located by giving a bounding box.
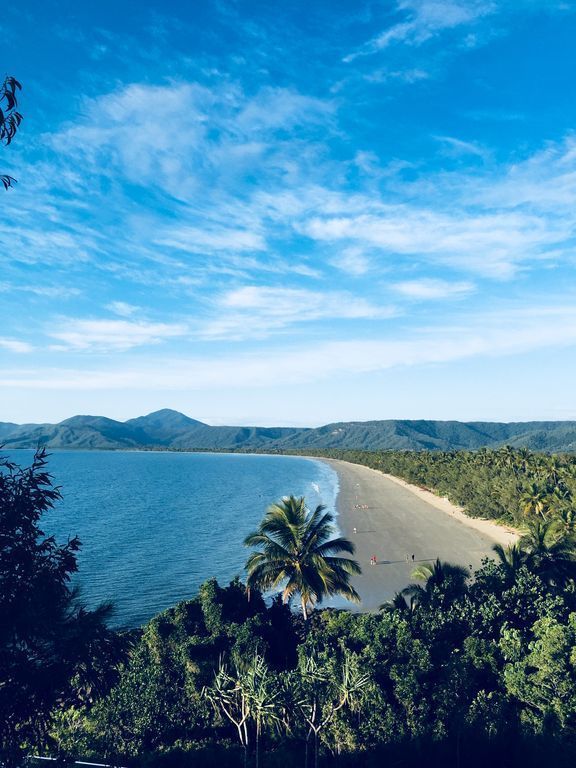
[554,505,576,538]
[381,591,414,613]
[516,448,532,475]
[244,495,361,620]
[520,483,550,520]
[401,558,469,608]
[492,542,527,584]
[495,445,517,473]
[519,519,576,588]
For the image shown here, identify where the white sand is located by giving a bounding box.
[316,458,519,611]
[379,471,519,547]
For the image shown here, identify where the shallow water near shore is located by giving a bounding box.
[7,450,339,628]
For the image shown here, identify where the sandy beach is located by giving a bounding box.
[320,458,519,612]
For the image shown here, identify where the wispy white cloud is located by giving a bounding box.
[435,135,490,160]
[48,318,188,352]
[470,134,576,212]
[107,301,141,317]
[344,0,495,61]
[51,82,334,200]
[364,68,430,84]
[154,225,266,254]
[198,285,396,340]
[391,278,475,299]
[330,247,372,276]
[6,301,576,391]
[303,207,564,278]
[0,282,81,299]
[0,339,33,354]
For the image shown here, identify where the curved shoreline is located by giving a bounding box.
[321,457,519,546]
[317,457,519,611]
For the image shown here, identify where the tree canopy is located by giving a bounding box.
[0,449,116,767]
[5,449,576,767]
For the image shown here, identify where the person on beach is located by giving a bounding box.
[411,553,415,561]
[353,527,357,534]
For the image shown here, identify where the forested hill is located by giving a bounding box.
[3,409,576,451]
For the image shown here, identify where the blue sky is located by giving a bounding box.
[2,0,576,426]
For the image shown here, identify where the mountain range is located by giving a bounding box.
[2,409,576,452]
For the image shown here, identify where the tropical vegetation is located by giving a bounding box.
[5,449,576,766]
[309,445,576,528]
[0,449,120,768]
[244,495,361,620]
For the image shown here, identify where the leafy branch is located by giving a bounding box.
[1,75,23,190]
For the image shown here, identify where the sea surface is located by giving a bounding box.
[7,450,339,628]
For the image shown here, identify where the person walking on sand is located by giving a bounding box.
[411,553,415,561]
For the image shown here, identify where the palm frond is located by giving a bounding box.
[314,536,356,557]
[244,494,361,619]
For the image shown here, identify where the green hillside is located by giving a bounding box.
[3,410,576,451]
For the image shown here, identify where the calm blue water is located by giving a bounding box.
[7,451,339,628]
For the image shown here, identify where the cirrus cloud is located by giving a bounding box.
[49,318,188,352]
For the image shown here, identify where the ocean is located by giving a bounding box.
[6,450,339,628]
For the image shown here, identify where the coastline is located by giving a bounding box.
[317,458,519,611]
[378,470,520,546]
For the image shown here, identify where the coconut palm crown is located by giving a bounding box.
[244,495,361,620]
[401,558,469,608]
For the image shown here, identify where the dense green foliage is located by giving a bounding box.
[47,559,576,767]
[0,450,120,767]
[7,448,576,766]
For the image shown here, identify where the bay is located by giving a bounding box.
[6,450,339,628]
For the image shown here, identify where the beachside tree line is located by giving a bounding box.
[4,450,576,767]
[309,446,576,529]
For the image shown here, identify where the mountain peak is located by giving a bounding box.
[132,409,207,426]
[124,410,207,444]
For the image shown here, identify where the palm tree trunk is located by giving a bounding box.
[301,595,308,621]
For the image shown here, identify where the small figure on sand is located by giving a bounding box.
[370,555,376,565]
[411,553,415,561]
[353,526,357,534]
